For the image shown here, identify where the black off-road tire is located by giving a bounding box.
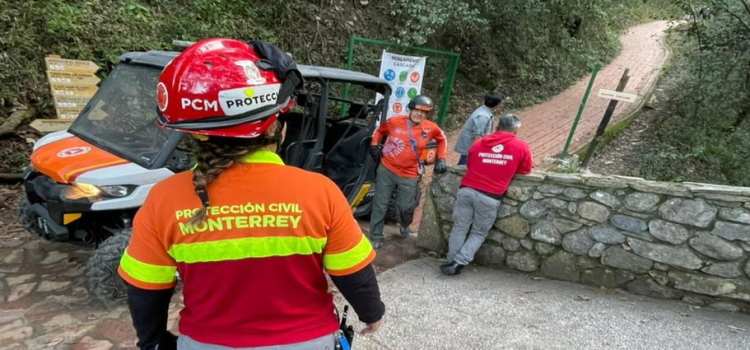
[86,231,131,304]
[17,197,44,236]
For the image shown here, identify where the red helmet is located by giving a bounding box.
[156,38,300,138]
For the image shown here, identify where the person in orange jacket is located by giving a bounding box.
[118,38,384,350]
[368,95,447,250]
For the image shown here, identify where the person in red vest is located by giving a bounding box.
[118,38,384,349]
[441,114,533,275]
[368,95,447,250]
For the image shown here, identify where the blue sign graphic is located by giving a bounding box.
[383,69,396,81]
[395,87,405,98]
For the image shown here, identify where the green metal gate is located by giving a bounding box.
[344,36,459,126]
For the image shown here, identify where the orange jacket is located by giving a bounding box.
[371,116,446,178]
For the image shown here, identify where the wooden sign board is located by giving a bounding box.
[29,119,73,133]
[34,55,100,133]
[597,89,638,103]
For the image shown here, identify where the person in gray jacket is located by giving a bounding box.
[454,92,504,165]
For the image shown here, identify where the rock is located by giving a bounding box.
[541,251,580,282]
[744,261,750,279]
[538,184,564,195]
[72,336,114,350]
[513,173,547,183]
[540,199,567,210]
[629,181,692,197]
[2,249,24,265]
[658,198,717,228]
[6,274,34,286]
[503,197,519,206]
[520,200,547,219]
[92,318,136,343]
[532,192,545,200]
[567,202,578,215]
[416,192,444,252]
[648,270,669,285]
[589,243,606,258]
[718,207,750,224]
[581,268,617,287]
[441,224,453,241]
[437,171,462,195]
[708,302,741,312]
[669,270,736,296]
[474,245,506,268]
[37,280,72,293]
[712,221,750,243]
[577,256,598,270]
[520,239,534,250]
[506,252,539,272]
[688,233,744,261]
[601,247,653,273]
[0,320,33,344]
[487,230,505,245]
[615,270,637,285]
[582,174,630,189]
[709,200,742,208]
[624,193,661,212]
[497,204,518,218]
[562,229,594,255]
[626,276,683,299]
[546,173,583,185]
[578,202,610,223]
[682,295,711,306]
[648,220,690,245]
[494,216,531,238]
[40,251,69,265]
[589,191,620,208]
[43,314,75,329]
[628,238,703,270]
[620,230,655,242]
[530,221,561,245]
[653,262,670,271]
[535,242,556,255]
[589,225,626,244]
[553,218,583,234]
[433,193,457,218]
[506,186,534,201]
[8,283,36,302]
[701,261,744,278]
[563,187,587,200]
[610,215,648,233]
[502,237,520,252]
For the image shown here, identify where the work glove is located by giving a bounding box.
[369,145,382,162]
[434,159,447,174]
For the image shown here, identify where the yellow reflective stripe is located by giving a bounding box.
[119,249,177,284]
[239,150,285,165]
[168,236,327,263]
[324,235,373,271]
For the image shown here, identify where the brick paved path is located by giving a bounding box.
[411,20,676,231]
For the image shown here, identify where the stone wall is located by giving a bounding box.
[418,169,750,312]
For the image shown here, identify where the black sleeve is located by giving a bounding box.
[126,283,177,350]
[330,264,385,324]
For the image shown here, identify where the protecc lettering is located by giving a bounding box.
[225,92,279,109]
[218,83,282,116]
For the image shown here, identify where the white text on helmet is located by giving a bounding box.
[181,98,219,112]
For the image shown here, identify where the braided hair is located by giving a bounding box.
[187,122,283,225]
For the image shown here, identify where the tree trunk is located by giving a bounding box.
[0,110,32,137]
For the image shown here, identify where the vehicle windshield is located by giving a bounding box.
[69,63,176,168]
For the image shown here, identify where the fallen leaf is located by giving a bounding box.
[575,295,590,301]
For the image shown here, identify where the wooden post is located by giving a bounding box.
[581,68,631,169]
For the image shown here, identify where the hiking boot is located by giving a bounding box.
[440,261,465,276]
[399,226,411,238]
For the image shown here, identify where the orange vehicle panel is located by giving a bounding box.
[30,136,127,184]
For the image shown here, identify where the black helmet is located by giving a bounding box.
[408,95,434,112]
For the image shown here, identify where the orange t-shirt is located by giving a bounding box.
[371,116,446,178]
[118,150,375,347]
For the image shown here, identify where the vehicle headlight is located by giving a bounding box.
[63,183,102,200]
[100,185,131,197]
